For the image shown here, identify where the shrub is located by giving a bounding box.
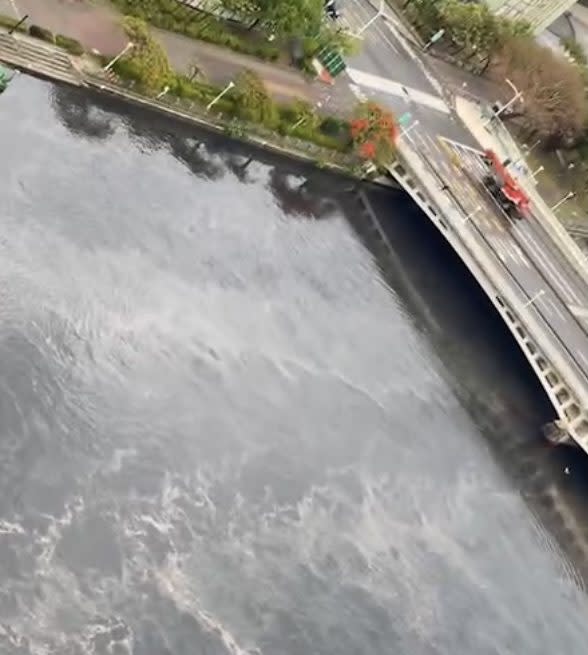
[55,34,84,56]
[0,13,25,31]
[291,125,348,151]
[121,17,173,94]
[110,0,280,62]
[29,24,54,43]
[561,36,588,66]
[232,70,278,126]
[320,115,349,138]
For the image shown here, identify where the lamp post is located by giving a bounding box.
[462,206,482,224]
[529,165,544,182]
[206,80,235,111]
[483,78,523,127]
[523,289,545,308]
[156,85,170,99]
[551,191,575,212]
[103,42,134,72]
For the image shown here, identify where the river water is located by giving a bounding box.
[1,75,588,654]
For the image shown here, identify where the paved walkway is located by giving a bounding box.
[3,0,350,106]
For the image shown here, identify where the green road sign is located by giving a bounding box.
[398,112,412,127]
[316,47,346,78]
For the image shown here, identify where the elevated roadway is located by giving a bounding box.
[339,0,588,449]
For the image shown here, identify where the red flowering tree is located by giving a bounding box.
[350,102,398,167]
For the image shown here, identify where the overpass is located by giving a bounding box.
[384,136,588,451]
[337,0,588,452]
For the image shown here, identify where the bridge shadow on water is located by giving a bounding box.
[50,81,588,588]
[344,184,588,589]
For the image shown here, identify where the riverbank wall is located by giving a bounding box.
[0,29,398,190]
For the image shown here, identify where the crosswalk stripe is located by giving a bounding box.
[345,67,450,114]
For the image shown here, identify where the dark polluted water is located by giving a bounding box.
[0,76,588,655]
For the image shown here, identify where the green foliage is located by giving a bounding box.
[350,101,397,166]
[121,17,173,95]
[109,0,280,61]
[319,115,349,139]
[279,99,319,129]
[55,34,84,55]
[561,36,588,66]
[112,59,350,154]
[232,69,278,126]
[29,24,54,43]
[403,0,529,71]
[253,0,324,39]
[0,13,25,31]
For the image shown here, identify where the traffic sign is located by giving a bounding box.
[316,47,346,78]
[398,112,412,127]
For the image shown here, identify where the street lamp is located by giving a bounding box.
[483,77,523,127]
[551,191,575,212]
[156,85,170,99]
[529,165,544,182]
[523,289,545,308]
[103,42,134,72]
[206,80,235,111]
[462,205,482,224]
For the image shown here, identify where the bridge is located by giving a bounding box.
[383,135,588,451]
[564,221,588,241]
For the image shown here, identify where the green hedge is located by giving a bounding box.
[0,13,25,32]
[55,34,84,56]
[29,24,54,43]
[110,0,280,62]
[112,63,350,153]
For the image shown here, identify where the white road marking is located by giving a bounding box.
[348,83,367,102]
[439,136,485,157]
[547,297,567,322]
[537,295,554,318]
[346,68,450,114]
[570,304,588,319]
[579,352,588,369]
[512,243,531,269]
[379,11,444,96]
[517,230,581,304]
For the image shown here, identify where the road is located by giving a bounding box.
[337,0,588,395]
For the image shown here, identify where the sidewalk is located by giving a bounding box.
[4,0,352,107]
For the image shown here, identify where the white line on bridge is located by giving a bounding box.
[517,230,581,305]
[547,297,567,322]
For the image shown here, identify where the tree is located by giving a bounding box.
[350,102,398,167]
[232,69,278,126]
[121,17,173,95]
[490,37,587,146]
[219,0,324,38]
[402,0,530,73]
